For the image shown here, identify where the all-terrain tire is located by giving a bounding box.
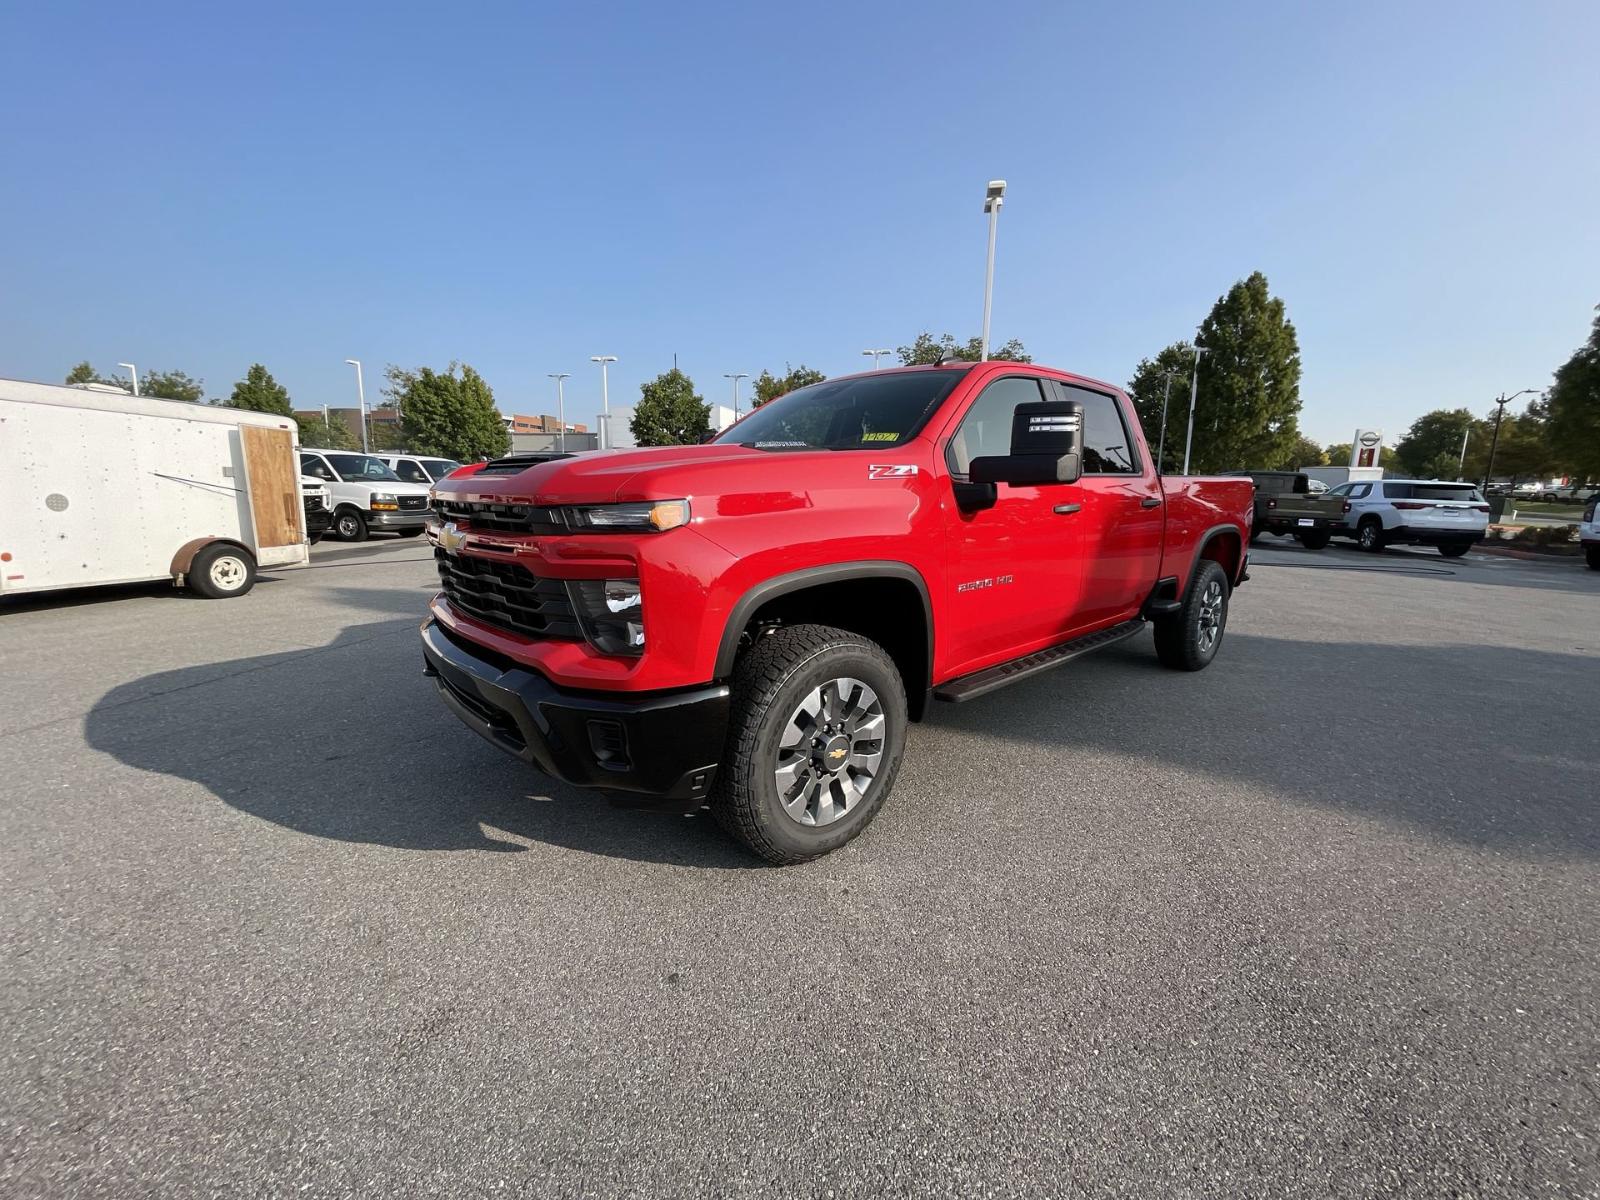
[709,624,907,865]
[1153,559,1229,672]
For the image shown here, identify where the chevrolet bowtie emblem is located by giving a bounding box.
[437,521,468,553]
[828,747,847,761]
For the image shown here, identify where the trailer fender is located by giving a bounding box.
[171,537,253,580]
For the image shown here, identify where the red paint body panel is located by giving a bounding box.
[429,363,1253,694]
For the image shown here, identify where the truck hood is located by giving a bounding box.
[434,443,850,506]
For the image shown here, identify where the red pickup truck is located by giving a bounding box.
[422,362,1253,863]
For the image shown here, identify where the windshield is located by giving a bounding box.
[325,453,402,482]
[714,370,967,450]
[423,459,462,479]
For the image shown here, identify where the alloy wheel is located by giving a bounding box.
[1197,579,1225,653]
[772,677,886,827]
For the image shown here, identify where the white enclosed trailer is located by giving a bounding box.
[0,377,309,599]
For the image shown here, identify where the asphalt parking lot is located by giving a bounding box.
[3,538,1597,1198]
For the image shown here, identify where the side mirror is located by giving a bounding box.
[698,431,718,444]
[967,400,1083,487]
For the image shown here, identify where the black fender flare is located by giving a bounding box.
[1191,523,1246,591]
[713,560,935,685]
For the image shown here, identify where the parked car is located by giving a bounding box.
[298,449,432,541]
[1582,494,1600,571]
[302,475,333,544]
[1543,481,1594,504]
[422,361,1254,863]
[379,453,464,486]
[1327,478,1490,556]
[1223,471,1346,548]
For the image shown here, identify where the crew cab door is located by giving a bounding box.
[1063,384,1165,627]
[938,374,1086,676]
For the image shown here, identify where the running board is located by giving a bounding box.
[933,619,1146,703]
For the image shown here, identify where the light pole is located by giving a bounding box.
[862,348,892,369]
[590,356,616,450]
[1457,426,1470,481]
[118,363,139,396]
[723,372,748,420]
[980,180,1006,360]
[548,374,570,452]
[1181,344,1209,475]
[1155,370,1180,475]
[344,359,368,453]
[1481,388,1539,491]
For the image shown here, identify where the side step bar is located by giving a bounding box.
[933,619,1146,704]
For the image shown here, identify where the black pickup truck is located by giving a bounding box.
[1227,471,1347,549]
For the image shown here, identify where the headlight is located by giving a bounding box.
[567,578,645,656]
[371,492,398,511]
[564,500,689,532]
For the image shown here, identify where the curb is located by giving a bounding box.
[1471,543,1583,563]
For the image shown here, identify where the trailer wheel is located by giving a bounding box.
[709,624,907,865]
[188,543,256,599]
[335,508,368,542]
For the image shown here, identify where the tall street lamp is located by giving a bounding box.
[862,348,892,369]
[548,373,570,452]
[118,362,139,397]
[1481,388,1540,491]
[723,372,748,420]
[1181,345,1209,475]
[590,356,617,450]
[1155,369,1180,475]
[980,180,1006,360]
[344,359,368,453]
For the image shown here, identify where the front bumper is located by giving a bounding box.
[420,619,728,806]
[368,508,429,530]
[304,506,333,536]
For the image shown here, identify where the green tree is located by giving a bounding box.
[385,362,509,460]
[630,368,709,446]
[1323,442,1351,466]
[1545,306,1600,482]
[752,364,827,408]
[1184,271,1303,472]
[896,332,1030,365]
[140,369,206,403]
[295,412,359,450]
[65,361,103,386]
[226,363,293,416]
[1275,434,1328,471]
[1127,342,1198,473]
[1393,408,1475,477]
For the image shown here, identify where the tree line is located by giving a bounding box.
[63,359,510,462]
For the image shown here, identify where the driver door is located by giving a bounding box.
[939,374,1086,677]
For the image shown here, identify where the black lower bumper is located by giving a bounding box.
[304,506,333,537]
[1262,516,1333,534]
[420,619,728,806]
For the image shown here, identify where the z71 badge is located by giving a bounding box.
[868,464,918,479]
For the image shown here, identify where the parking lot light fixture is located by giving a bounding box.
[1155,370,1180,475]
[1181,345,1209,475]
[862,349,892,369]
[590,356,617,450]
[118,363,139,397]
[723,372,748,419]
[344,359,368,453]
[980,180,1006,360]
[1481,388,1540,491]
[549,373,571,452]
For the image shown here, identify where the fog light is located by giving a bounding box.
[567,578,645,656]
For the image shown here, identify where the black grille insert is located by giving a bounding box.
[433,498,567,535]
[398,494,428,511]
[434,549,581,641]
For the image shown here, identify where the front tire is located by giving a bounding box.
[710,625,907,865]
[1438,543,1470,558]
[335,509,368,542]
[1153,559,1229,672]
[1357,519,1385,553]
[187,543,256,599]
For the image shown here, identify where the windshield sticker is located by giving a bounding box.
[861,431,899,442]
[754,440,808,448]
[869,464,918,479]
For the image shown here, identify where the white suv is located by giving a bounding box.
[379,453,463,486]
[1582,494,1599,571]
[299,449,432,541]
[1327,478,1489,557]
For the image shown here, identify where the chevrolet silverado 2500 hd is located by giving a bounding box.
[420,362,1253,863]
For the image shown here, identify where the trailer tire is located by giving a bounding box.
[188,543,256,599]
[334,508,368,542]
[1153,559,1229,672]
[709,624,906,865]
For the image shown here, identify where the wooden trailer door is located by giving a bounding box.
[240,425,302,549]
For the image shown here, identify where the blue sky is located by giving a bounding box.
[4,0,1596,447]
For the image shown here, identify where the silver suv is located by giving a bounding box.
[1327,478,1489,557]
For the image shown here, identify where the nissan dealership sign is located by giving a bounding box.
[1351,429,1383,469]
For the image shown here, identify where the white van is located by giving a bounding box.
[0,377,309,599]
[298,449,432,541]
[379,453,463,486]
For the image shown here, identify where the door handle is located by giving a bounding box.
[1053,503,1081,515]
[1140,497,1161,509]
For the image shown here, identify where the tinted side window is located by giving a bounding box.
[946,376,1046,477]
[1327,484,1351,497]
[393,459,431,484]
[1062,385,1137,475]
[300,454,335,482]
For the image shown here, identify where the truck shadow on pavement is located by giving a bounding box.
[83,586,763,869]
